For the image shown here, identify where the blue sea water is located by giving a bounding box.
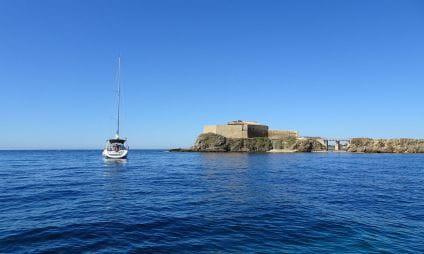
[0,150,424,253]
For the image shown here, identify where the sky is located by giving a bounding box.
[1,0,424,149]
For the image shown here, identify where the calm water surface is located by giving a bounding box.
[0,150,423,253]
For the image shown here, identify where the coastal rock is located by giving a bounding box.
[271,136,298,150]
[347,138,424,153]
[191,133,272,152]
[188,133,326,153]
[241,137,273,152]
[293,138,327,152]
[270,136,327,152]
[192,133,228,152]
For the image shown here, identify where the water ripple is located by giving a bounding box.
[0,151,424,253]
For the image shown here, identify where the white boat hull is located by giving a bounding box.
[102,149,128,159]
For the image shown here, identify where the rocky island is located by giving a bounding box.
[186,133,326,152]
[170,120,424,153]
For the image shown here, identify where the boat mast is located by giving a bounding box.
[116,56,121,138]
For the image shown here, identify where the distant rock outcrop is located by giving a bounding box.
[347,138,424,153]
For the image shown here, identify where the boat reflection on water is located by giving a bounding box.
[103,158,128,166]
[102,158,128,177]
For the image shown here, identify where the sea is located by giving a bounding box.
[0,150,423,253]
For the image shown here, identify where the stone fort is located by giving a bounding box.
[203,120,299,139]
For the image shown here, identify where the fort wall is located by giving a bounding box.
[247,125,268,138]
[204,125,247,138]
[268,130,299,139]
[204,121,292,139]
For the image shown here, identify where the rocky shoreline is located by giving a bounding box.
[170,134,424,153]
[347,138,424,153]
[171,133,326,153]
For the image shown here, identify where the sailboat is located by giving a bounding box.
[102,56,129,159]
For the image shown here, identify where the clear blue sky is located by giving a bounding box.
[1,0,424,149]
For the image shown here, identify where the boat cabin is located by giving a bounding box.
[106,138,128,152]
